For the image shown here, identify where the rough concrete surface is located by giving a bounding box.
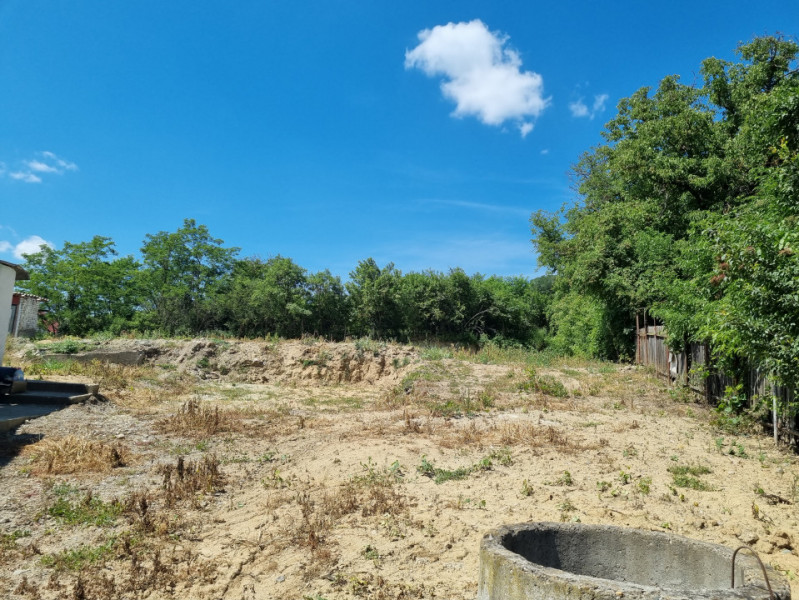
[479,522,791,600]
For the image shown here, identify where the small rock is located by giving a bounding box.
[770,530,792,550]
[739,531,759,545]
[275,575,285,583]
[116,433,125,439]
[782,549,792,555]
[754,540,775,555]
[454,549,468,559]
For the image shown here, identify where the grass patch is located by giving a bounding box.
[419,346,453,361]
[668,464,714,491]
[35,338,91,354]
[416,453,499,484]
[517,367,569,397]
[0,530,30,548]
[158,398,244,437]
[47,492,124,527]
[159,455,226,508]
[668,464,711,476]
[21,436,129,475]
[354,338,385,357]
[417,456,471,484]
[41,539,115,571]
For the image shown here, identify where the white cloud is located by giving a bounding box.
[540,149,549,155]
[27,160,59,173]
[592,94,609,113]
[569,93,609,120]
[41,151,78,171]
[405,20,549,136]
[10,235,54,259]
[568,100,589,118]
[2,151,78,183]
[9,171,42,183]
[426,198,531,217]
[0,241,11,253]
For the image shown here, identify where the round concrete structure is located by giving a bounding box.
[478,522,790,600]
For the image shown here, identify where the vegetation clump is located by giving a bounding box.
[21,436,128,475]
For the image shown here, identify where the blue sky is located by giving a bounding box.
[0,1,794,278]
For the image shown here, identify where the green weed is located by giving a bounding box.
[47,493,123,527]
[36,339,90,355]
[416,454,497,484]
[521,479,534,497]
[518,367,568,397]
[40,539,115,571]
[420,346,453,360]
[669,464,713,491]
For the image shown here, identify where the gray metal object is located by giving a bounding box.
[478,522,790,600]
[0,367,26,395]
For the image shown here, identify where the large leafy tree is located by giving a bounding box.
[140,219,238,334]
[228,256,311,338]
[19,236,141,335]
[346,259,403,338]
[306,269,348,339]
[532,35,799,369]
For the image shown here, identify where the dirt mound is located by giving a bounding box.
[25,338,420,388]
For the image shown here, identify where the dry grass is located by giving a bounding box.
[158,454,226,508]
[435,420,599,454]
[157,398,245,437]
[20,436,130,475]
[8,339,795,600]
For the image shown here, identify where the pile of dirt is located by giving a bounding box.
[21,338,420,387]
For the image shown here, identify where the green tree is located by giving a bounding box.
[346,259,403,338]
[532,35,799,365]
[307,269,348,339]
[139,219,238,334]
[19,236,141,335]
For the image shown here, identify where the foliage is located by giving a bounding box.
[139,218,239,334]
[530,35,799,387]
[40,539,116,571]
[19,236,142,336]
[668,464,714,491]
[47,491,124,527]
[17,221,554,346]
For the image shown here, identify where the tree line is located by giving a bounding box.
[18,219,553,347]
[531,35,799,389]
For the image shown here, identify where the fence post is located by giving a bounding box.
[635,313,640,364]
[773,383,778,444]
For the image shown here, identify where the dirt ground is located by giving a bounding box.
[1,337,798,600]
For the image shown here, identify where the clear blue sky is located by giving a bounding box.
[0,1,794,278]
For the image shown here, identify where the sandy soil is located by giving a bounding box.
[1,338,797,599]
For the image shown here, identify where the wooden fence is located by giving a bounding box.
[635,312,797,445]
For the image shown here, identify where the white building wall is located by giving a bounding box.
[0,264,16,364]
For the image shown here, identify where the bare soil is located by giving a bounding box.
[1,338,798,600]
